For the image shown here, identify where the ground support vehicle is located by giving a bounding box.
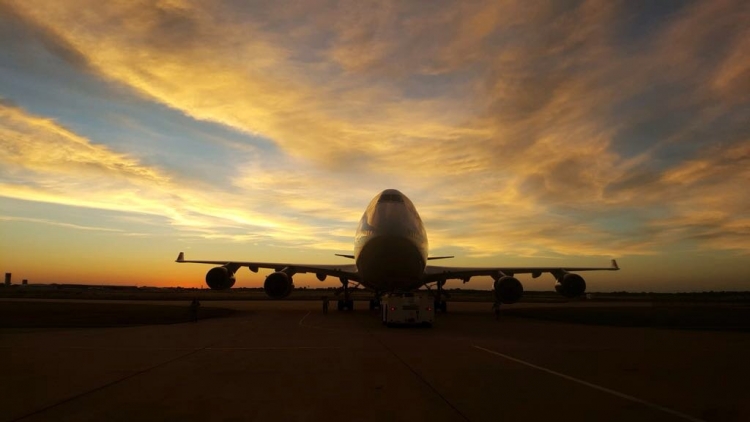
[381,292,434,327]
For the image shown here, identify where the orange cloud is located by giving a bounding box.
[0,102,168,184]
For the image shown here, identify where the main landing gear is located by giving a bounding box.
[434,279,448,313]
[337,277,354,311]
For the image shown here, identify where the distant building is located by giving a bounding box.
[22,279,28,285]
[4,273,10,286]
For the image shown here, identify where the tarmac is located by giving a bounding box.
[1,300,748,422]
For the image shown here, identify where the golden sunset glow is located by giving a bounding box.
[1,1,748,291]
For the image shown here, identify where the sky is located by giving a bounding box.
[0,0,748,292]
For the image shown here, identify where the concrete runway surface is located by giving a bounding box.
[1,300,748,422]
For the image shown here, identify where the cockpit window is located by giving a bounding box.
[378,193,404,203]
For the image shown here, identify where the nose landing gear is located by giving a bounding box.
[337,299,354,311]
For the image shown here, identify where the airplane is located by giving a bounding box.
[176,189,619,311]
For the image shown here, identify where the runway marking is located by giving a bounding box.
[374,334,470,422]
[298,311,311,326]
[473,345,706,422]
[11,346,208,422]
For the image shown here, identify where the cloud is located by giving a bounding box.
[2,0,749,260]
[0,101,353,250]
[0,1,91,71]
[0,101,168,184]
[650,141,750,253]
[0,215,124,232]
[5,0,478,165]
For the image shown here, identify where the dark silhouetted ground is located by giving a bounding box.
[2,300,748,421]
[0,301,234,328]
[501,304,750,332]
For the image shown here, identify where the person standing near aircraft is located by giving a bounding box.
[492,302,501,320]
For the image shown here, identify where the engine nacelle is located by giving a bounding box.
[205,266,236,290]
[264,271,294,299]
[555,273,586,298]
[494,276,523,304]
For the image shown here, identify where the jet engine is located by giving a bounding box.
[205,266,236,290]
[494,276,523,304]
[555,273,586,298]
[264,271,294,299]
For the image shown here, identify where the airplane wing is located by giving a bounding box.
[175,252,360,281]
[423,259,619,283]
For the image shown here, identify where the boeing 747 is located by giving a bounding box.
[176,189,618,310]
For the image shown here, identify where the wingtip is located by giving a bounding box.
[176,252,184,262]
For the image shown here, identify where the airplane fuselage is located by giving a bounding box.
[354,189,428,292]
